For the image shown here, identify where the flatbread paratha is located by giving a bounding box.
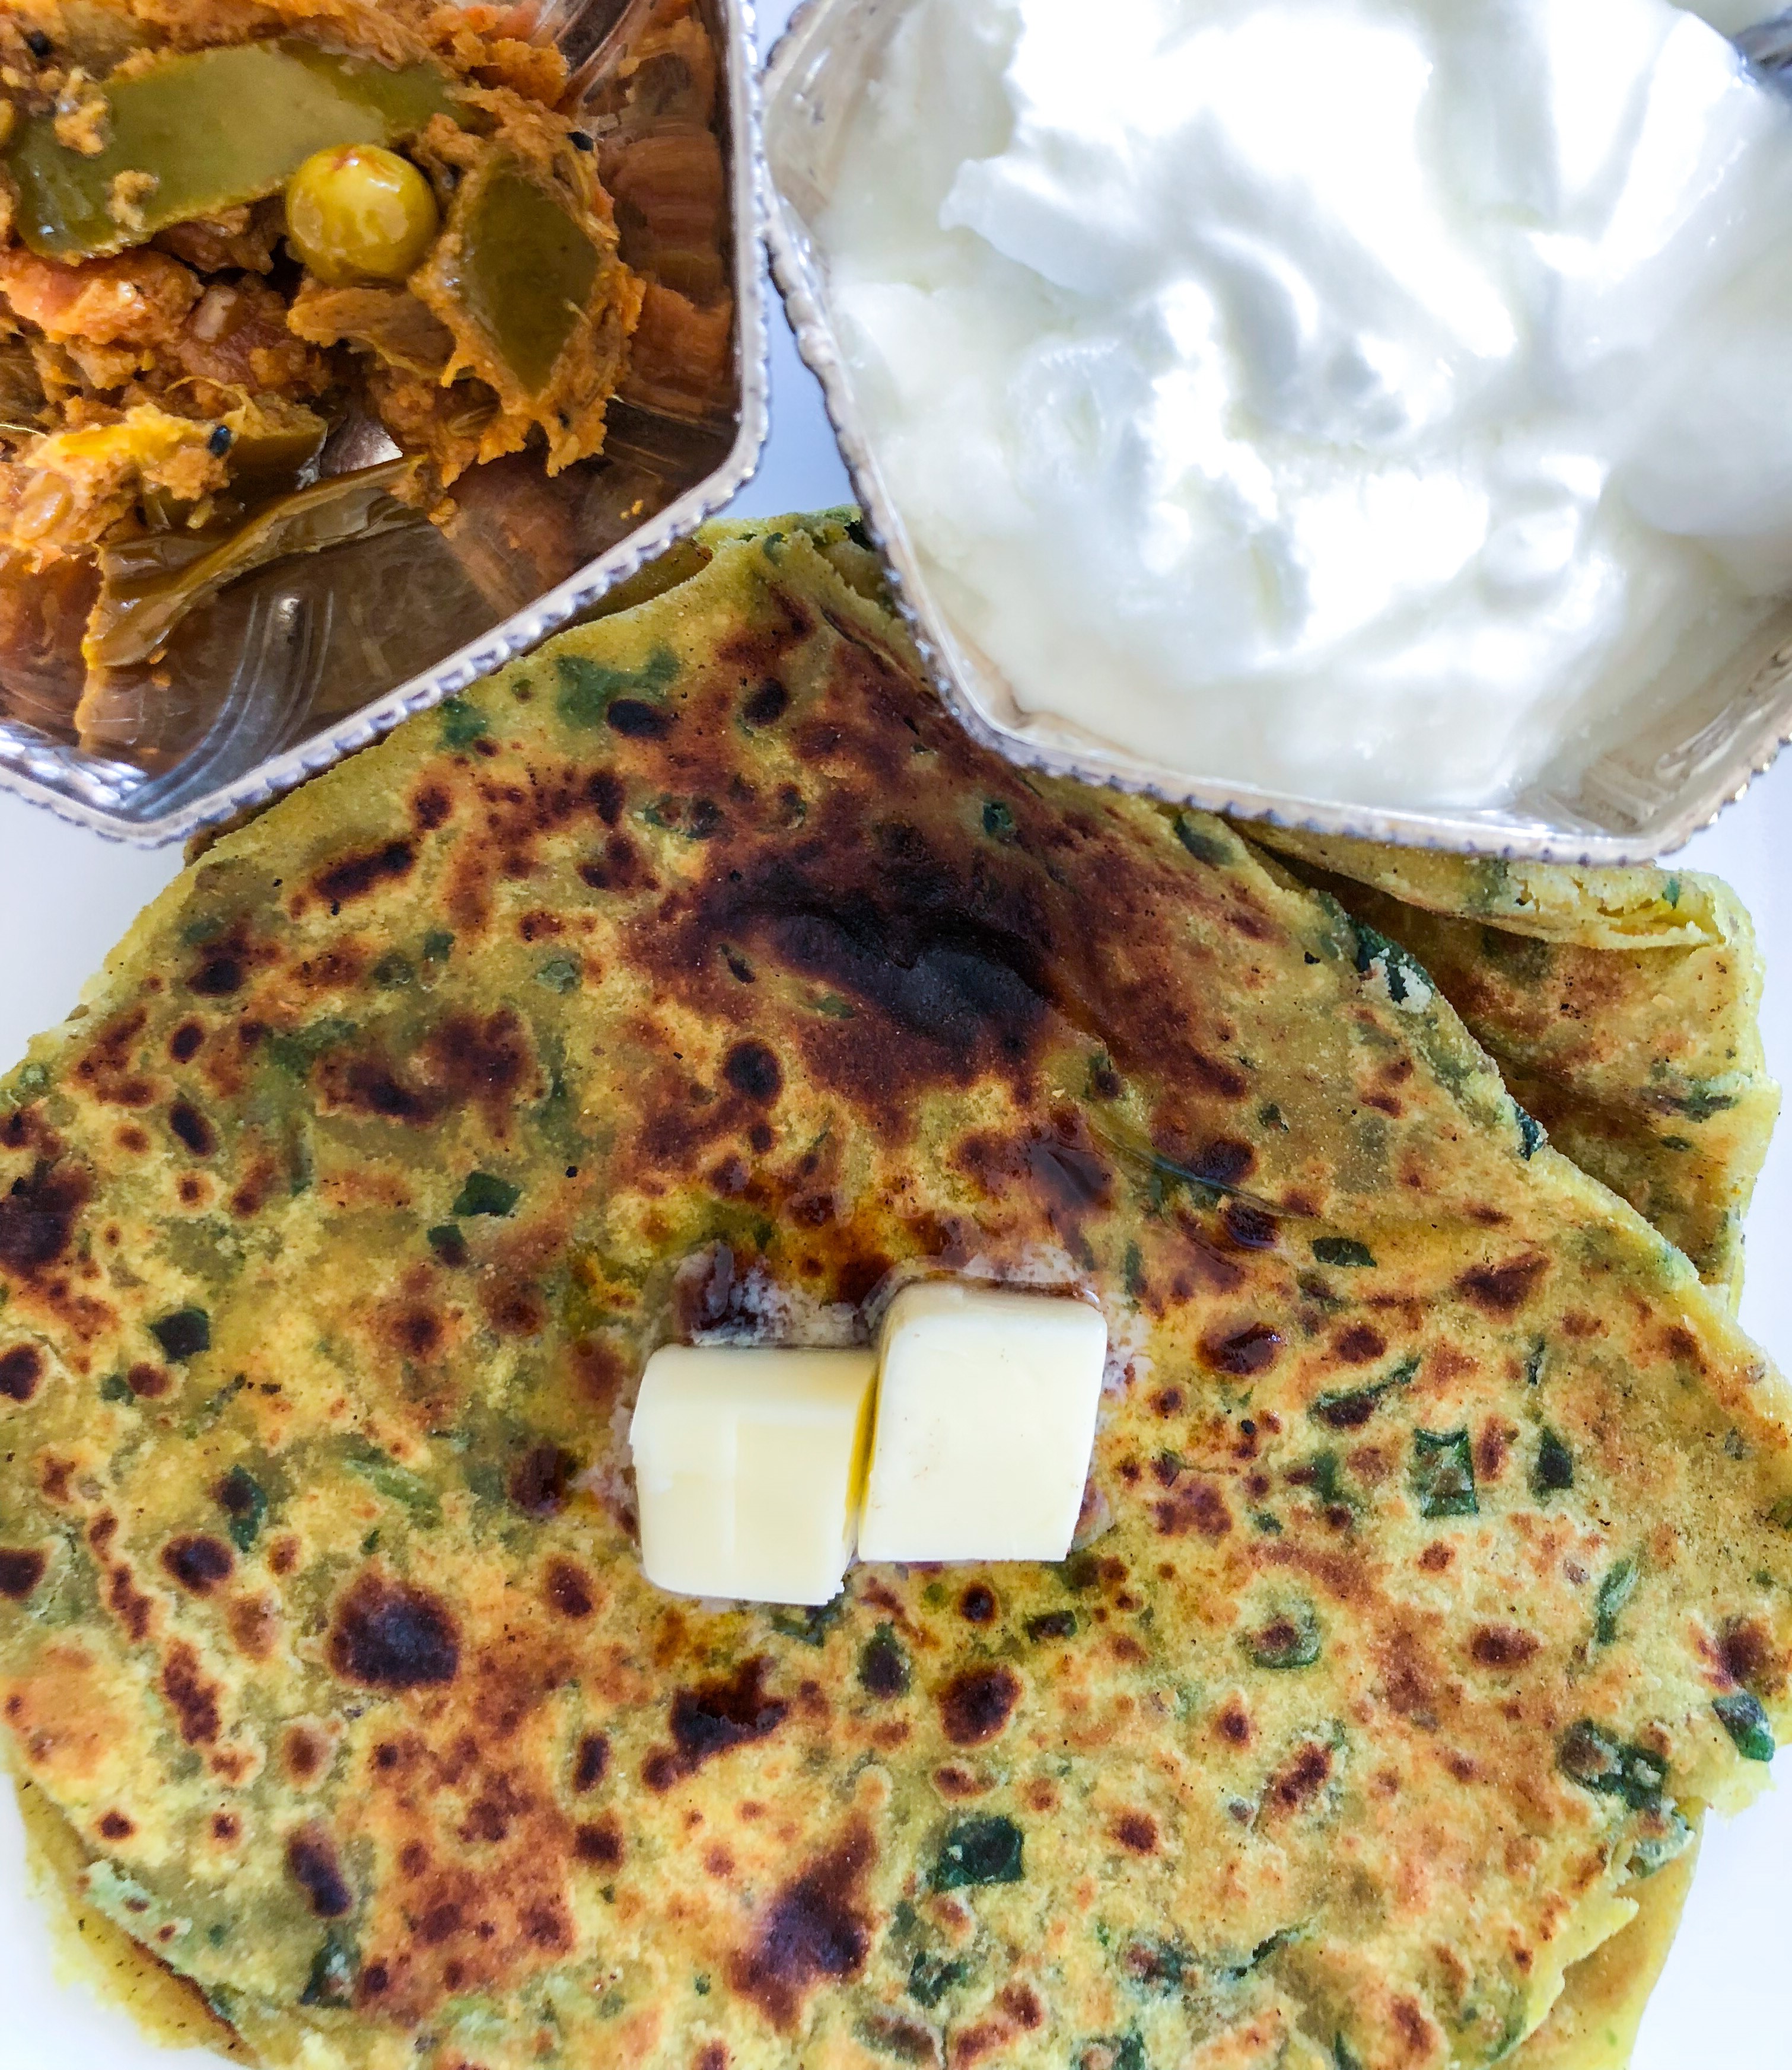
[1246,829,1777,1305]
[1,514,1789,2070]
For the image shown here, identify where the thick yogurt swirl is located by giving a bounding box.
[820,0,1792,810]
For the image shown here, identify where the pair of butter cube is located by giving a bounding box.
[630,1282,1107,1604]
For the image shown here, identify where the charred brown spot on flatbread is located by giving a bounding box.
[161,1643,221,1744]
[106,1565,153,1642]
[1469,1625,1540,1670]
[388,1305,444,1361]
[1154,1478,1234,1538]
[1720,1616,1784,1695]
[1459,1254,1549,1316]
[0,1345,42,1402]
[0,1164,88,1279]
[1334,1324,1386,1365]
[187,934,250,998]
[510,1442,576,1517]
[287,1824,354,1916]
[1202,1321,1284,1374]
[314,840,416,912]
[574,1815,623,1865]
[161,1534,233,1596]
[646,1658,788,1789]
[317,1009,536,1137]
[721,1040,783,1103]
[282,1725,332,1786]
[646,848,1061,1132]
[72,1009,154,1107]
[728,1819,876,2029]
[0,1549,46,1600]
[167,1101,216,1157]
[329,1573,460,1690]
[571,1733,609,1792]
[938,1666,1021,1746]
[546,1559,596,1620]
[1113,1810,1157,1853]
[413,782,454,833]
[0,1112,39,1153]
[228,1596,278,1660]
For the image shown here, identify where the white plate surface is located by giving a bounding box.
[0,5,1785,2058]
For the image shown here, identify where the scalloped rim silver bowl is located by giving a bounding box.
[0,0,769,848]
[763,0,1792,864]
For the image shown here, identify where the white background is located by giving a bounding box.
[0,3,1786,2059]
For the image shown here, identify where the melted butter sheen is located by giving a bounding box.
[821,0,1792,810]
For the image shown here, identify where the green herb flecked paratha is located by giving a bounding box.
[1247,827,1777,1306]
[1,514,1789,2070]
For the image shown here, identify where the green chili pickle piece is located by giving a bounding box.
[87,459,418,670]
[451,161,599,399]
[6,41,455,261]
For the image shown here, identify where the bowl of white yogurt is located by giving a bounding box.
[764,0,1792,859]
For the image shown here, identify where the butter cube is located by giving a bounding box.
[859,1283,1106,1563]
[631,1346,877,1605]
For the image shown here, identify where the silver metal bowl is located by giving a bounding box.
[763,0,1792,863]
[0,0,768,846]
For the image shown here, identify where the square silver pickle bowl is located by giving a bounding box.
[763,0,1792,864]
[0,0,768,846]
